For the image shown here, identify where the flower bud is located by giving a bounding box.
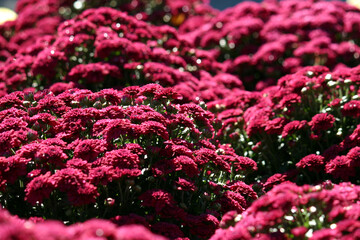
[93,101,102,109]
[133,185,142,193]
[23,101,31,108]
[105,198,115,206]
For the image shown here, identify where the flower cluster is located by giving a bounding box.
[182,0,360,89]
[212,65,360,186]
[1,0,360,239]
[58,0,216,27]
[0,0,61,62]
[0,207,166,240]
[211,181,360,240]
[0,7,242,104]
[0,0,214,62]
[0,84,257,239]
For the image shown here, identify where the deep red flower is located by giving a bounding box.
[51,168,99,206]
[66,63,122,84]
[101,149,140,169]
[185,214,219,239]
[25,171,55,205]
[151,222,185,239]
[139,189,180,216]
[218,191,247,213]
[309,113,335,132]
[296,154,325,172]
[175,178,197,192]
[342,100,360,118]
[282,120,307,138]
[70,139,108,162]
[325,156,355,180]
[346,146,360,168]
[227,181,258,200]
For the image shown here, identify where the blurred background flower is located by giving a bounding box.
[348,0,360,8]
[0,7,17,24]
[0,0,352,11]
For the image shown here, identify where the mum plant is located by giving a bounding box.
[0,84,257,239]
[0,0,214,62]
[211,65,360,186]
[0,7,243,104]
[183,0,360,90]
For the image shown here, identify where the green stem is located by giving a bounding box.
[117,181,124,208]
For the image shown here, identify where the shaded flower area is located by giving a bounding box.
[212,65,360,186]
[0,84,257,239]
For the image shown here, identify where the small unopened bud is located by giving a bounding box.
[180,203,187,209]
[93,101,102,109]
[307,71,314,77]
[213,203,221,210]
[327,80,337,87]
[106,198,115,206]
[203,192,211,201]
[324,74,332,81]
[23,101,31,107]
[27,131,37,141]
[32,122,41,131]
[133,185,142,193]
[65,209,72,216]
[344,79,352,84]
[71,100,79,107]
[146,176,155,182]
[215,148,225,155]
[199,101,207,109]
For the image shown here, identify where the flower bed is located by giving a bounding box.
[183,0,360,90]
[0,84,257,239]
[212,65,360,186]
[0,0,359,239]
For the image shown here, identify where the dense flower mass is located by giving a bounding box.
[0,0,215,63]
[0,207,167,240]
[211,181,360,240]
[0,6,243,104]
[182,0,360,90]
[213,65,360,185]
[0,84,257,239]
[0,0,360,239]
